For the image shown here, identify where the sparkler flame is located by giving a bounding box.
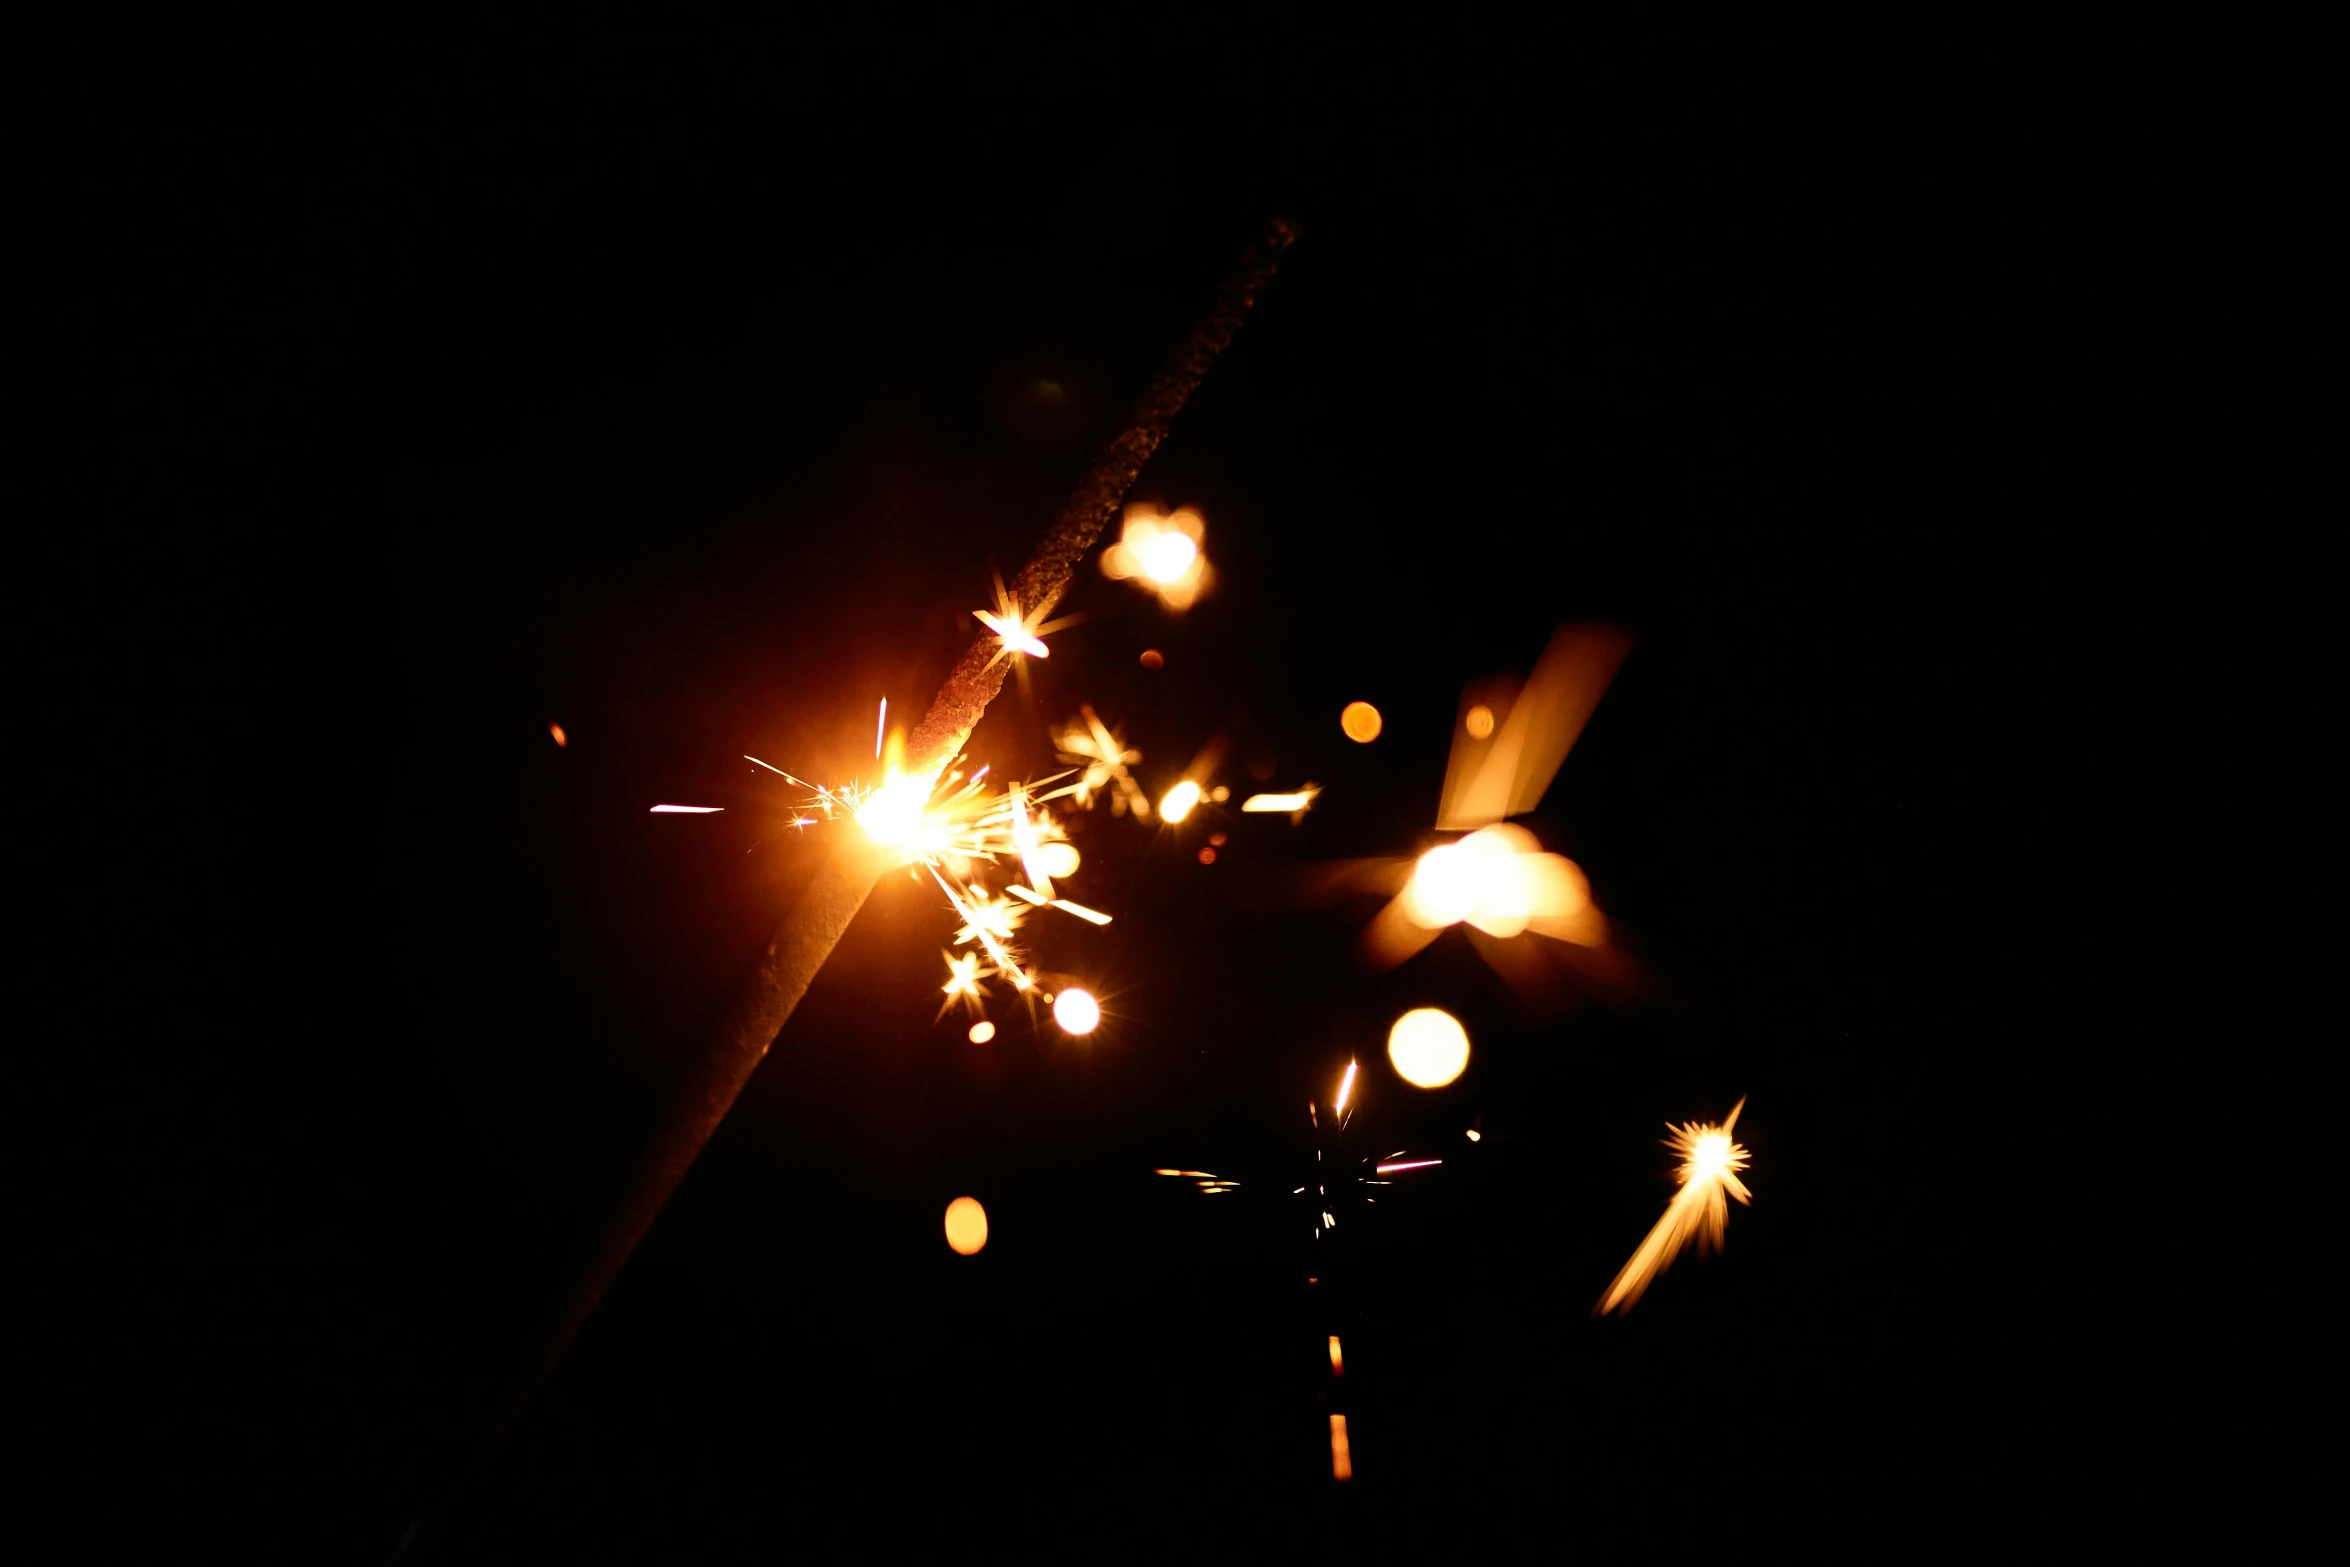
[744,731,1107,1011]
[1596,1097,1752,1316]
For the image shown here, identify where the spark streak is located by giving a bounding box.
[1596,1097,1752,1316]
[1240,787,1320,813]
[650,804,724,813]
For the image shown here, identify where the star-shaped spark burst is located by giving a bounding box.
[937,949,993,1019]
[1056,704,1150,818]
[1595,1097,1752,1315]
[973,569,1080,671]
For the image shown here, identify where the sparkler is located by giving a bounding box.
[1596,1097,1752,1315]
[392,220,1300,1565]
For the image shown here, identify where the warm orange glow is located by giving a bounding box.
[1139,648,1164,669]
[1340,702,1383,743]
[1207,831,1227,846]
[1328,1336,1345,1377]
[1388,1008,1470,1088]
[1400,823,1593,940]
[944,1196,989,1255]
[1329,1415,1353,1481]
[1240,787,1319,814]
[1596,1098,1752,1315]
[942,951,984,1002]
[1101,505,1210,608]
[1466,1129,1482,1142]
[1464,704,1495,739]
[967,1021,995,1044]
[1141,528,1198,583]
[1053,989,1101,1034]
[855,768,936,847]
[1197,846,1217,864]
[1161,779,1202,822]
[1037,840,1081,879]
[1334,1060,1358,1115]
[549,722,567,747]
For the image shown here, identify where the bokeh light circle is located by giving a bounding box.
[1340,702,1383,743]
[944,1196,989,1255]
[1054,989,1101,1034]
[1388,1008,1470,1088]
[967,1021,996,1045]
[1037,841,1081,879]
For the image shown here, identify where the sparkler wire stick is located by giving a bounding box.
[390,218,1297,1564]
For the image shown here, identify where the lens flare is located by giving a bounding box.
[944,1196,989,1256]
[1053,989,1101,1034]
[1387,1008,1469,1088]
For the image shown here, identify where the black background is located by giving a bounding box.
[52,18,1967,1562]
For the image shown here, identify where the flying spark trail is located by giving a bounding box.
[1596,1097,1752,1315]
[649,804,725,813]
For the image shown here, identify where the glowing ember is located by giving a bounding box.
[1596,1098,1752,1316]
[1466,1129,1482,1142]
[1329,1415,1352,1481]
[1053,989,1101,1034]
[549,722,567,747]
[943,1196,989,1256]
[1327,1335,1345,1377]
[1387,1008,1469,1088]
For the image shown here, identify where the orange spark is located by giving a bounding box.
[1596,1097,1752,1316]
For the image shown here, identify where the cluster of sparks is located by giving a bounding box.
[646,489,1761,1428]
[742,740,1111,1015]
[1152,1059,1448,1241]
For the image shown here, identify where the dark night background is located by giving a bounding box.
[46,18,1979,1562]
